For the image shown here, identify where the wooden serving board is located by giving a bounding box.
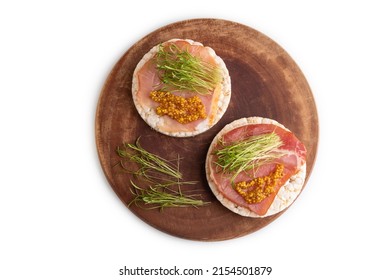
[95,18,319,241]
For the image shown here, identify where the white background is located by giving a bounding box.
[1,0,389,279]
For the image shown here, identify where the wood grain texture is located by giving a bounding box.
[95,18,319,241]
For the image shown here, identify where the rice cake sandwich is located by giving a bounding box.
[205,117,307,217]
[132,39,231,137]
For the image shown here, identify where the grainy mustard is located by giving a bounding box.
[150,91,207,124]
[234,164,284,204]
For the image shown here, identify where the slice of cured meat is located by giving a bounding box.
[205,117,307,217]
[132,39,231,137]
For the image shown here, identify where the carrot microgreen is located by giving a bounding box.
[116,137,208,209]
[214,132,286,183]
[155,43,222,95]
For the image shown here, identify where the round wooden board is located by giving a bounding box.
[95,18,319,241]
